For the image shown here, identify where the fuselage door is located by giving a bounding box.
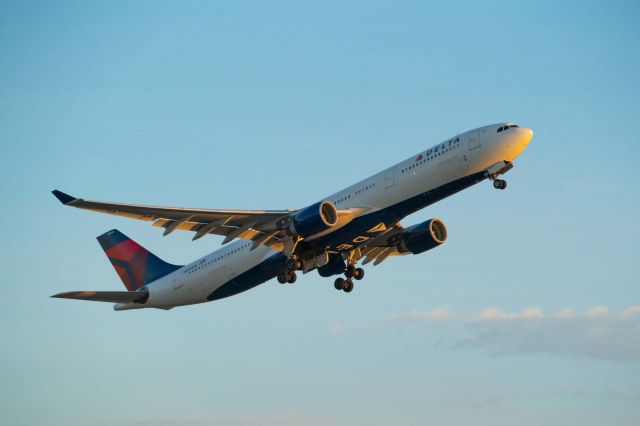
[468,130,481,151]
[385,167,396,189]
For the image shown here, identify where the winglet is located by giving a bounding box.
[51,190,76,205]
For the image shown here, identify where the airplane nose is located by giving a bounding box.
[520,128,534,144]
[512,127,533,158]
[501,127,533,161]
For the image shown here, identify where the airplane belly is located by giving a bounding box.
[207,252,287,301]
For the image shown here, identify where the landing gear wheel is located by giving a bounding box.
[343,279,354,293]
[493,179,507,190]
[334,277,345,290]
[277,272,288,284]
[353,268,365,280]
[345,265,356,278]
[287,258,302,270]
[287,271,297,284]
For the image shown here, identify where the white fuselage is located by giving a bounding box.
[117,123,532,310]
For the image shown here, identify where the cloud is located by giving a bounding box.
[553,307,576,319]
[584,305,608,318]
[478,307,543,320]
[383,305,640,362]
[619,305,640,320]
[121,412,343,426]
[383,306,454,322]
[457,306,640,362]
[328,323,345,333]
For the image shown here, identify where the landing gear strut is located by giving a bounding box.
[287,257,303,270]
[493,179,507,190]
[345,265,365,280]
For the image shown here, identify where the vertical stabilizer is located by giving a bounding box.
[97,229,181,290]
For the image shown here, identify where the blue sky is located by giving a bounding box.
[1,1,639,425]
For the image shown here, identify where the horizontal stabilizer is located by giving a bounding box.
[51,290,148,304]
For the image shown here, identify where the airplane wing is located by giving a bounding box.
[358,223,408,266]
[52,190,293,250]
[51,290,148,303]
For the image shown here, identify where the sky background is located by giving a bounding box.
[1,1,639,425]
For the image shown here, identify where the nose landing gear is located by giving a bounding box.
[493,179,507,190]
[485,161,512,190]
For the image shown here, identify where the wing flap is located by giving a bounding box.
[51,290,148,303]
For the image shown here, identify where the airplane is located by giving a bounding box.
[51,122,533,311]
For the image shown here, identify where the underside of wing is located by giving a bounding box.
[357,223,408,265]
[51,290,149,303]
[52,190,292,250]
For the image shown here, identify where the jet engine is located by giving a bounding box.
[290,200,339,238]
[398,219,448,255]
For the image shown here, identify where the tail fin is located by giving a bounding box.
[97,229,181,290]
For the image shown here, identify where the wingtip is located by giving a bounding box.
[51,190,76,205]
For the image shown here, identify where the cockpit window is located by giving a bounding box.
[498,124,519,133]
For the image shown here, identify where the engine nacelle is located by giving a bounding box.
[291,200,339,239]
[398,219,448,255]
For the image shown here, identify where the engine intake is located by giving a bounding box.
[399,219,448,255]
[291,201,339,238]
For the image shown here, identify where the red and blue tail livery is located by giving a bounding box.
[97,229,181,291]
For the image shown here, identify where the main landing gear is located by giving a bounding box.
[334,265,365,293]
[277,270,297,284]
[278,257,303,284]
[493,179,507,190]
[287,257,303,271]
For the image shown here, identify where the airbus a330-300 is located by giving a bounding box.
[52,123,533,311]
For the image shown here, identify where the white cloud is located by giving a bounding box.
[328,323,345,333]
[584,305,609,318]
[553,307,576,319]
[383,306,453,322]
[478,307,508,320]
[619,305,640,320]
[458,319,640,362]
[519,307,544,319]
[383,305,640,362]
[477,307,543,320]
